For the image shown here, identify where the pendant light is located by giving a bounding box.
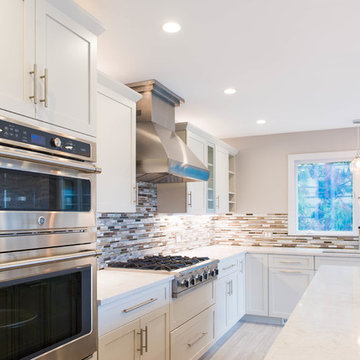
[350,119,360,173]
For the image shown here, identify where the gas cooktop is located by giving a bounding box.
[108,255,210,272]
[107,255,219,297]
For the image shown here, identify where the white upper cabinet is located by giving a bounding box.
[186,131,207,214]
[0,0,104,137]
[215,145,230,214]
[35,0,100,137]
[0,0,36,118]
[97,72,141,213]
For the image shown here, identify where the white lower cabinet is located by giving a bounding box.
[315,256,360,270]
[245,254,269,316]
[170,305,215,360]
[215,254,245,339]
[268,268,314,319]
[99,305,169,360]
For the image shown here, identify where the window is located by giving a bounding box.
[288,151,358,236]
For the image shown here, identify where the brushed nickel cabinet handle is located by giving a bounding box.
[134,184,139,205]
[144,325,148,353]
[187,332,207,347]
[216,195,219,209]
[278,270,303,274]
[40,68,48,107]
[278,260,302,264]
[29,64,38,104]
[222,264,236,271]
[137,328,144,356]
[188,191,192,207]
[122,298,158,313]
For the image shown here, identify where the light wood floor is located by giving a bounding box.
[200,321,282,360]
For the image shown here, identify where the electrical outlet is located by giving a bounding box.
[264,231,272,238]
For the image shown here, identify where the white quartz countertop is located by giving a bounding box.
[97,269,174,306]
[175,245,360,259]
[264,266,360,360]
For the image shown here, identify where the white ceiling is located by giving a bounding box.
[75,0,360,138]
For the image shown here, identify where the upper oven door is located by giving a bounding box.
[0,146,97,232]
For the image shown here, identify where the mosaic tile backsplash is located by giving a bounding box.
[97,183,359,267]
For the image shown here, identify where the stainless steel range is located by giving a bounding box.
[108,255,219,297]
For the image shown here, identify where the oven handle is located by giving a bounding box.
[0,146,101,174]
[0,250,101,271]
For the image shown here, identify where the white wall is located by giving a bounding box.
[224,127,357,213]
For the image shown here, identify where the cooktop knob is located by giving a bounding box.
[51,137,62,148]
[215,269,219,276]
[183,279,190,288]
[198,275,203,282]
[190,278,195,286]
[203,272,208,280]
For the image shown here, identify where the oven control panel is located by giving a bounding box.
[0,118,92,159]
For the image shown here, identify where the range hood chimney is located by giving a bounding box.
[127,80,210,183]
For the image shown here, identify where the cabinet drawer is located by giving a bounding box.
[170,281,215,330]
[269,255,314,270]
[99,282,170,337]
[315,256,360,270]
[170,305,215,360]
[218,256,241,278]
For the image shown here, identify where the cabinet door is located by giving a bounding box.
[99,319,140,360]
[35,0,97,136]
[245,254,269,316]
[97,87,136,212]
[140,306,169,360]
[186,132,207,214]
[237,256,246,319]
[215,145,229,213]
[215,276,228,338]
[0,0,35,118]
[226,272,238,328]
[269,269,314,319]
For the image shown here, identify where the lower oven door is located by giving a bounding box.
[0,251,97,360]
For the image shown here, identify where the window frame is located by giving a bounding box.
[288,151,359,236]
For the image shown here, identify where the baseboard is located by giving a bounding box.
[242,314,283,326]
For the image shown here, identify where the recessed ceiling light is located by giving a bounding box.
[224,88,236,95]
[162,22,181,33]
[256,119,267,125]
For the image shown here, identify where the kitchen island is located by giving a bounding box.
[265,266,360,360]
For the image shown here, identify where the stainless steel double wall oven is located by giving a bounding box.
[0,116,100,360]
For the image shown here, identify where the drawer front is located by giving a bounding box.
[170,281,215,330]
[99,282,170,337]
[218,256,241,279]
[315,256,360,270]
[269,255,314,270]
[170,305,215,360]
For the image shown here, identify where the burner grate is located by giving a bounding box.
[107,255,210,271]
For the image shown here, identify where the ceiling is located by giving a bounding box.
[75,0,360,138]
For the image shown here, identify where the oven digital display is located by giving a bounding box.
[31,133,46,146]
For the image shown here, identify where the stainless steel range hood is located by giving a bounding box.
[127,80,210,183]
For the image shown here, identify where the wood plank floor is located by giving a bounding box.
[200,321,282,360]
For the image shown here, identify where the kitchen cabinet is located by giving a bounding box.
[215,145,230,213]
[170,305,215,360]
[0,0,35,119]
[186,131,207,214]
[269,268,314,319]
[97,72,141,213]
[0,0,104,137]
[314,256,360,270]
[99,319,139,360]
[245,254,268,316]
[35,0,98,136]
[215,254,245,340]
[99,305,169,360]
